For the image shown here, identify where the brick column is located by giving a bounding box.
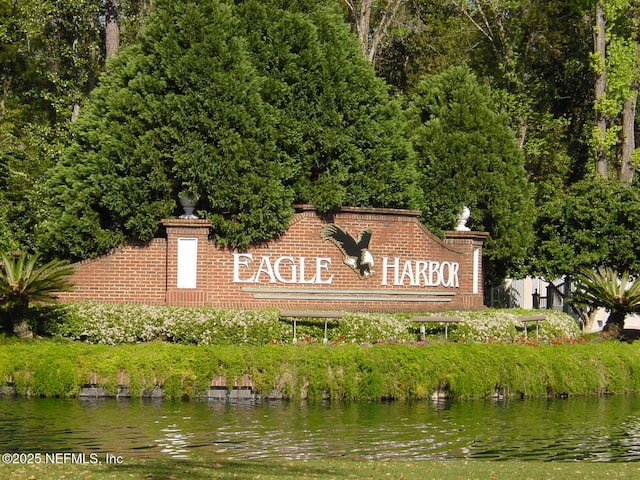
[444,230,490,308]
[162,218,212,306]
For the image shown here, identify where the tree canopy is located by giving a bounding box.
[40,0,421,258]
[530,178,640,278]
[2,0,640,290]
[406,66,535,281]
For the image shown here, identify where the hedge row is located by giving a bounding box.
[0,340,637,400]
[36,302,581,345]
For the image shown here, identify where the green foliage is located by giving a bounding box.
[39,301,580,346]
[336,313,414,343]
[235,0,421,213]
[0,252,74,338]
[530,177,640,277]
[406,65,535,281]
[0,0,102,254]
[40,0,421,258]
[447,309,580,343]
[2,340,640,400]
[570,267,640,333]
[44,302,289,346]
[572,267,640,314]
[41,0,293,255]
[590,0,640,175]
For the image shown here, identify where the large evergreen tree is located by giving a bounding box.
[42,0,294,257]
[236,0,420,212]
[406,65,535,282]
[40,0,420,259]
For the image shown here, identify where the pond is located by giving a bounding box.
[2,395,640,462]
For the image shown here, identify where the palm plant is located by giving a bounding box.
[570,267,640,338]
[0,252,74,338]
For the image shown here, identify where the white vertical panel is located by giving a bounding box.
[472,247,480,294]
[177,238,198,289]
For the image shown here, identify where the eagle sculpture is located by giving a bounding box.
[320,224,374,279]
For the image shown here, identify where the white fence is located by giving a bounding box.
[488,276,570,311]
[487,276,631,333]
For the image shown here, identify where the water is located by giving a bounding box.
[2,395,640,462]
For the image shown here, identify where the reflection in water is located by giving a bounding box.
[1,396,640,462]
[155,417,194,458]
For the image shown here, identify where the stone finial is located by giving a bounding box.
[455,206,471,231]
[179,195,199,219]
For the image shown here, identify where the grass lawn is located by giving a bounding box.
[1,457,640,480]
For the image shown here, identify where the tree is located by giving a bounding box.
[570,267,640,338]
[0,0,107,252]
[341,0,407,63]
[530,178,640,279]
[41,0,420,259]
[0,252,74,338]
[105,0,120,60]
[450,0,595,189]
[405,65,535,283]
[373,0,595,197]
[236,0,421,213]
[374,0,478,91]
[591,0,640,183]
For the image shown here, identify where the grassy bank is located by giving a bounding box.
[1,339,640,400]
[1,457,640,480]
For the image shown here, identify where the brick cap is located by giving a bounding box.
[294,204,422,217]
[161,218,212,227]
[444,230,490,241]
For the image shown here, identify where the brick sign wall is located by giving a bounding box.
[58,205,488,312]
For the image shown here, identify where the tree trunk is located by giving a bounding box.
[11,300,32,339]
[105,0,120,60]
[343,0,406,63]
[620,92,637,184]
[594,1,608,178]
[581,308,599,334]
[602,311,626,339]
[344,0,371,59]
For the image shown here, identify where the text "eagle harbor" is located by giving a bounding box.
[232,254,460,288]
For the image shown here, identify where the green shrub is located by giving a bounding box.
[337,313,414,344]
[43,303,289,346]
[447,309,581,343]
[40,302,580,346]
[2,340,640,400]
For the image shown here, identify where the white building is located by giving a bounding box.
[489,276,640,333]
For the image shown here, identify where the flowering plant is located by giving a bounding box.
[42,303,581,346]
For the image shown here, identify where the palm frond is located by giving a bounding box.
[0,252,74,306]
[571,267,640,314]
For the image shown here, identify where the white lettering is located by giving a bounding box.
[274,256,296,283]
[415,260,428,286]
[429,261,441,287]
[233,255,334,284]
[255,256,277,283]
[400,260,415,286]
[381,257,400,286]
[315,257,334,284]
[450,262,460,288]
[232,253,459,288]
[233,253,255,283]
[441,262,452,287]
[298,257,312,283]
[381,257,459,288]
